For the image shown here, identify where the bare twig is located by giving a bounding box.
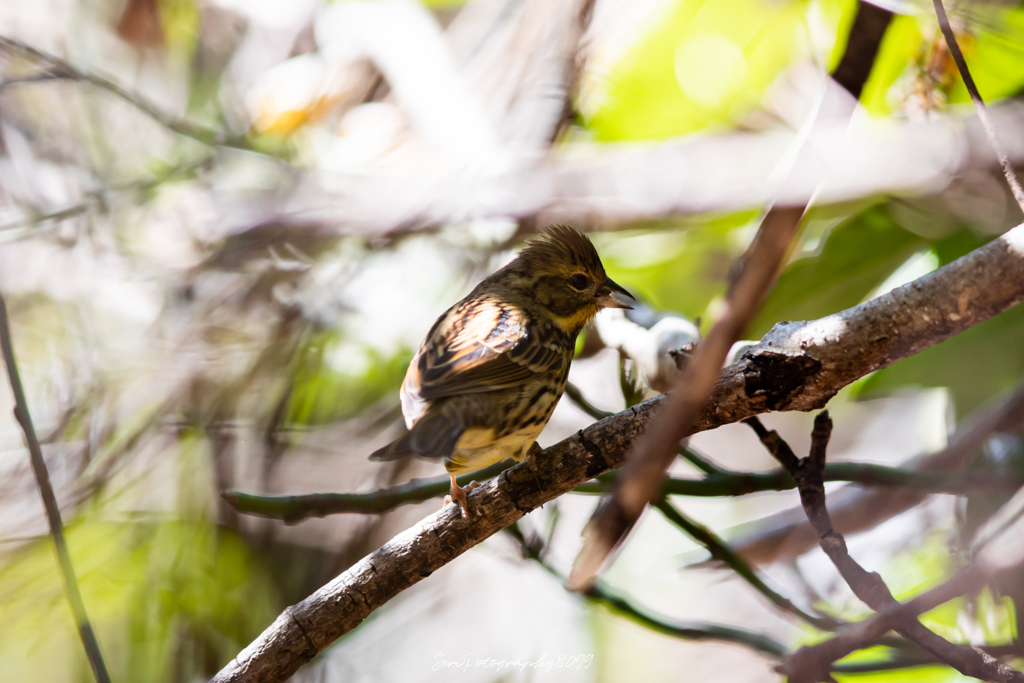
[726,380,1024,565]
[0,70,66,91]
[563,381,613,419]
[932,0,1024,215]
[675,445,724,475]
[502,521,793,658]
[0,36,273,156]
[225,458,1020,522]
[747,413,1024,683]
[0,152,216,240]
[654,497,842,630]
[584,582,791,658]
[0,293,111,683]
[223,459,515,522]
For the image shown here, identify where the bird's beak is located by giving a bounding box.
[596,278,635,310]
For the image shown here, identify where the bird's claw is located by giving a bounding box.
[445,476,480,519]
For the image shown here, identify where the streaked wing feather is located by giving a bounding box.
[415,298,565,401]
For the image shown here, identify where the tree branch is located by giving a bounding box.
[225,460,1019,522]
[211,220,1024,683]
[748,413,1024,683]
[789,479,1024,678]
[726,381,1024,565]
[0,293,111,683]
[0,36,273,156]
[654,497,842,631]
[830,1,893,99]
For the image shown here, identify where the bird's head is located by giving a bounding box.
[504,225,634,335]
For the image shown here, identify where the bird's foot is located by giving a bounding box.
[445,475,480,519]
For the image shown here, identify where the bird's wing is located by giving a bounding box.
[412,297,568,401]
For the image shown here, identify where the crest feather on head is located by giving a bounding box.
[518,225,604,274]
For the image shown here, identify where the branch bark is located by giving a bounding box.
[212,222,1024,683]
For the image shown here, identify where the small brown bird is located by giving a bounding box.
[370,225,634,518]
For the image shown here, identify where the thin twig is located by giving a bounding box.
[0,152,216,240]
[0,70,66,91]
[654,498,842,631]
[224,457,1016,522]
[224,459,516,522]
[585,582,791,658]
[0,36,274,156]
[747,414,1024,683]
[501,521,792,658]
[726,381,1024,565]
[0,293,111,683]
[932,0,1024,215]
[563,381,613,419]
[675,444,724,475]
[577,463,1014,497]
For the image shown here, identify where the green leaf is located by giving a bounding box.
[585,0,854,141]
[856,230,1024,416]
[947,6,1024,105]
[750,204,927,338]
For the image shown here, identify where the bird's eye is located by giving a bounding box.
[569,274,590,290]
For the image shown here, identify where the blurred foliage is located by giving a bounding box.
[3,0,1024,679]
[287,332,412,426]
[587,0,852,139]
[594,213,753,320]
[862,7,1024,116]
[0,520,276,682]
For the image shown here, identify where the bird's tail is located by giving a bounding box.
[368,410,464,462]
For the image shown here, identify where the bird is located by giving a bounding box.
[369,225,634,518]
